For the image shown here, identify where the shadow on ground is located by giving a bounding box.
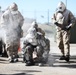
[51,54,76,68]
[0,73,33,75]
[15,70,41,73]
[0,54,76,69]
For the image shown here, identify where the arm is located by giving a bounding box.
[69,11,75,27]
[0,11,9,28]
[38,28,45,36]
[18,11,24,28]
[51,13,62,27]
[66,11,76,30]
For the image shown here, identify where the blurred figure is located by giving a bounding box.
[0,6,4,56]
[0,6,8,57]
[23,28,38,66]
[0,3,24,62]
[22,21,50,66]
[31,21,50,64]
[52,1,75,62]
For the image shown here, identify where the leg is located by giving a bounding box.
[6,42,15,63]
[56,31,66,60]
[2,43,8,57]
[13,44,19,62]
[43,38,50,62]
[63,31,70,62]
[56,31,64,56]
[7,46,15,63]
[45,38,50,52]
[24,44,34,66]
[35,45,44,66]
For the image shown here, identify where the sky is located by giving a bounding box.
[0,0,76,23]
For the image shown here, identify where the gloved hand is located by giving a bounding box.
[54,22,59,26]
[66,26,71,31]
[62,26,71,31]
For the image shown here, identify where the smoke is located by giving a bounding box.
[0,28,6,43]
[22,22,32,37]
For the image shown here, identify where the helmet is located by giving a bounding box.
[57,1,66,12]
[31,21,38,28]
[9,2,18,11]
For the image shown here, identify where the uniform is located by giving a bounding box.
[23,21,50,66]
[23,28,38,66]
[52,1,75,62]
[0,3,24,62]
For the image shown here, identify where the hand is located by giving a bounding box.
[54,22,59,26]
[62,26,71,31]
[66,26,71,31]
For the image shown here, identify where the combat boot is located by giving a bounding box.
[59,55,65,60]
[26,61,35,66]
[65,55,70,62]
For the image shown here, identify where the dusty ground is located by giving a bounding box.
[0,24,76,75]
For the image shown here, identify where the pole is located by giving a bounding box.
[47,9,49,25]
[34,10,37,22]
[66,0,67,8]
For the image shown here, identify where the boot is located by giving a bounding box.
[59,55,65,60]
[65,55,70,62]
[26,61,35,66]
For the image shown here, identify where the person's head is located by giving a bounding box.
[57,1,66,12]
[28,28,37,37]
[31,21,38,28]
[9,2,18,11]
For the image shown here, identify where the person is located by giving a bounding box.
[30,21,50,64]
[22,27,38,66]
[22,21,50,66]
[52,1,75,62]
[0,3,24,62]
[0,6,4,56]
[0,6,8,57]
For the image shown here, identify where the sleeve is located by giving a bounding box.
[0,11,9,27]
[69,11,76,27]
[18,11,24,27]
[18,11,24,38]
[0,14,6,27]
[38,28,45,36]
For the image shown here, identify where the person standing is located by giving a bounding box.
[52,1,75,62]
[0,3,24,62]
